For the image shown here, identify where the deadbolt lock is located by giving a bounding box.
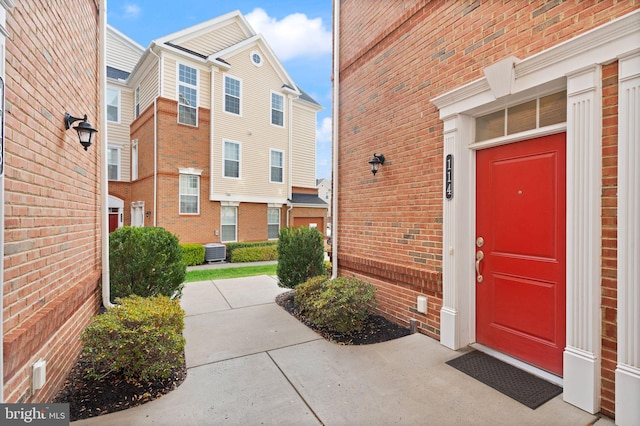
[476,237,484,248]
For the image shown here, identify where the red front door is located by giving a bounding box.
[475,133,566,375]
[109,213,119,233]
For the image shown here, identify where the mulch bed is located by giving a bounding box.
[54,291,410,421]
[275,290,411,345]
[52,356,187,421]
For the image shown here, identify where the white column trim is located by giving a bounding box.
[440,115,474,350]
[615,50,640,426]
[563,65,602,414]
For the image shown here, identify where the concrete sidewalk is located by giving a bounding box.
[72,275,613,425]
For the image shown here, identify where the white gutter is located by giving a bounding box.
[331,0,340,279]
[100,0,114,309]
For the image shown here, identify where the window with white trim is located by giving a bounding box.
[221,206,237,242]
[224,75,241,115]
[178,64,198,126]
[134,85,140,118]
[107,146,120,180]
[107,88,120,122]
[271,92,284,126]
[224,141,241,178]
[179,173,200,214]
[267,208,280,239]
[270,149,284,183]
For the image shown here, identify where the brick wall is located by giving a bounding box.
[337,0,636,383]
[3,0,102,402]
[600,61,619,418]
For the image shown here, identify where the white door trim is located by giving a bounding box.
[432,10,640,415]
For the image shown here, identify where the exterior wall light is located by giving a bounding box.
[368,153,385,175]
[65,112,98,151]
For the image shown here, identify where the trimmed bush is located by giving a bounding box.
[82,295,185,380]
[295,276,377,333]
[225,241,277,262]
[181,244,205,266]
[230,245,278,263]
[277,226,325,289]
[109,226,186,299]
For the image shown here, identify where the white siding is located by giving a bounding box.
[211,46,290,201]
[107,86,133,181]
[292,103,317,188]
[107,27,143,73]
[179,22,248,56]
[139,62,159,116]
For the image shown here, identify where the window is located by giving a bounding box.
[270,149,284,183]
[178,64,198,126]
[221,206,237,242]
[134,85,140,118]
[267,208,280,239]
[271,92,284,126]
[179,173,200,214]
[224,141,240,178]
[131,139,138,181]
[224,75,241,115]
[107,146,120,180]
[250,50,263,67]
[107,88,120,122]
[475,91,567,142]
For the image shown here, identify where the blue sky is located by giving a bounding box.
[107,0,333,180]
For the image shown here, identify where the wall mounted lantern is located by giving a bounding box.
[65,112,98,151]
[368,153,385,176]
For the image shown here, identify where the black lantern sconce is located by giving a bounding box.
[368,153,385,176]
[65,112,98,151]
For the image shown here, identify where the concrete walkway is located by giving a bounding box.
[72,275,613,425]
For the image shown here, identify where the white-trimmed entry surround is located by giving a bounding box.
[431,10,640,423]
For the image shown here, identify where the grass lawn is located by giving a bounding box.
[185,263,277,282]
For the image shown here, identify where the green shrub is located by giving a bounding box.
[109,226,186,299]
[295,276,377,333]
[82,295,185,380]
[225,241,277,262]
[181,244,205,266]
[231,245,278,262]
[277,226,325,289]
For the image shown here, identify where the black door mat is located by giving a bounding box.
[446,350,563,409]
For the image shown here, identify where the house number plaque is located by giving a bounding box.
[445,154,453,200]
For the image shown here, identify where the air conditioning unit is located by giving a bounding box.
[203,243,226,263]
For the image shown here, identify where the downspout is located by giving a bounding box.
[0,0,14,403]
[100,0,114,309]
[154,97,157,226]
[331,0,340,279]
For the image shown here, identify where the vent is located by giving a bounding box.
[204,243,226,263]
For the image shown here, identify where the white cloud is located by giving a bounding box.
[123,3,141,20]
[246,8,331,62]
[316,117,332,145]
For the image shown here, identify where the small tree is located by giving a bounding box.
[109,226,186,299]
[277,226,325,288]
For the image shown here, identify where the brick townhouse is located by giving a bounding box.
[107,11,327,245]
[333,1,639,423]
[1,0,106,402]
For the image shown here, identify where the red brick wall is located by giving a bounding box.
[337,0,636,367]
[3,0,102,402]
[600,61,618,419]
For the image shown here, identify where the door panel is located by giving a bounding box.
[476,133,566,375]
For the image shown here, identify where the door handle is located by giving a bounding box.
[476,250,484,283]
